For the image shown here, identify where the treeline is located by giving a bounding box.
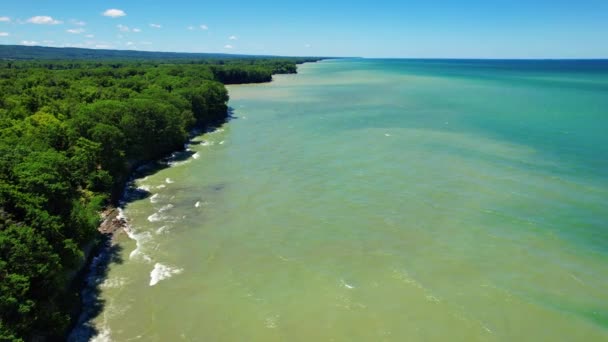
[211,60,299,84]
[0,57,319,341]
[0,44,239,60]
[0,44,327,62]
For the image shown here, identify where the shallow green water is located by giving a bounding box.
[85,59,608,341]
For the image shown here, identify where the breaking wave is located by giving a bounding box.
[149,263,183,286]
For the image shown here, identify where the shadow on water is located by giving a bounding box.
[68,241,124,341]
[226,106,238,120]
[68,117,235,340]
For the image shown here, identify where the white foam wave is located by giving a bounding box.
[90,327,111,342]
[116,207,127,221]
[100,277,128,289]
[168,159,192,167]
[192,152,200,159]
[150,193,159,203]
[195,201,200,208]
[147,212,165,222]
[209,128,224,134]
[116,207,152,261]
[147,204,174,222]
[125,228,153,262]
[156,184,166,189]
[165,178,174,184]
[160,204,174,212]
[219,140,225,145]
[340,279,355,289]
[137,185,151,192]
[200,141,213,146]
[150,263,183,286]
[156,225,170,235]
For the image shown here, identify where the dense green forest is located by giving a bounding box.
[0,48,321,341]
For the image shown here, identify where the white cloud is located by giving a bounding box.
[85,34,94,38]
[27,16,62,25]
[95,44,113,49]
[0,32,9,37]
[21,40,39,46]
[71,19,86,26]
[132,28,141,33]
[0,17,10,22]
[224,44,233,49]
[125,41,134,46]
[149,23,162,28]
[305,43,311,48]
[140,41,152,45]
[200,24,208,30]
[117,24,130,32]
[187,26,195,30]
[43,40,54,44]
[229,35,237,40]
[66,28,85,34]
[103,9,126,18]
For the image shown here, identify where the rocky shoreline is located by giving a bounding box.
[97,207,128,241]
[67,206,127,341]
[67,125,219,340]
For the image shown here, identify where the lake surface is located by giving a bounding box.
[84,59,608,341]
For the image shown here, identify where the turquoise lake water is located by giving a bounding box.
[82,59,608,341]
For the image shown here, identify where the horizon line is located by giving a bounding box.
[1,44,607,61]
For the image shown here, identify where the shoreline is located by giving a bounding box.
[67,124,220,341]
[67,61,321,340]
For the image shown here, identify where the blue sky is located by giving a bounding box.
[0,1,607,58]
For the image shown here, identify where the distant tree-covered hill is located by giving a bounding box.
[0,44,326,61]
